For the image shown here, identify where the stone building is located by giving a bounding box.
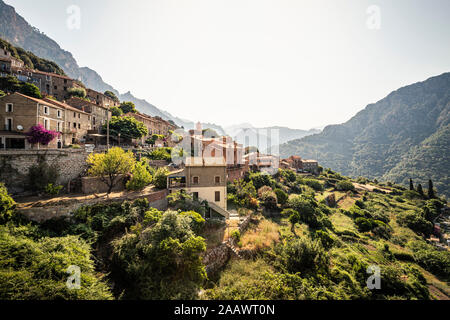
[167,157,229,218]
[66,97,111,134]
[302,159,319,174]
[86,88,119,108]
[43,98,91,145]
[0,93,92,149]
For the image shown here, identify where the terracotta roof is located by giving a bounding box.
[13,92,60,107]
[43,98,89,115]
[31,69,72,80]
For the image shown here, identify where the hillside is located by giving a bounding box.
[1,167,449,300]
[280,73,450,197]
[0,0,202,127]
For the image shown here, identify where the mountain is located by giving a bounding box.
[225,123,321,151]
[0,0,219,128]
[280,72,450,196]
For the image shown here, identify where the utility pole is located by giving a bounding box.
[106,106,110,150]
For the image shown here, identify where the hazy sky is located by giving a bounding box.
[5,0,450,129]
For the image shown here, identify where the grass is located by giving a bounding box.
[240,218,280,251]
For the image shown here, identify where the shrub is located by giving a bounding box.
[27,161,59,192]
[274,188,288,206]
[126,161,153,191]
[153,167,169,189]
[0,225,113,300]
[314,230,335,249]
[180,211,206,234]
[302,179,324,191]
[0,184,16,224]
[143,208,163,226]
[148,148,172,161]
[44,183,63,196]
[336,180,355,191]
[111,211,207,299]
[67,87,86,98]
[397,211,433,237]
[249,172,275,190]
[408,241,450,280]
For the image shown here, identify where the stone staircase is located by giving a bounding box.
[226,242,243,259]
[206,200,232,219]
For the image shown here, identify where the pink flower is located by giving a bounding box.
[26,124,59,145]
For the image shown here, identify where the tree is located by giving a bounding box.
[410,178,415,191]
[0,76,21,92]
[67,87,86,99]
[153,167,169,189]
[110,106,123,117]
[104,90,119,103]
[274,188,288,206]
[87,147,136,194]
[111,211,207,299]
[20,83,42,98]
[25,124,59,146]
[119,101,137,114]
[126,161,153,191]
[282,208,301,234]
[417,183,424,197]
[106,116,148,140]
[0,90,5,97]
[428,180,435,199]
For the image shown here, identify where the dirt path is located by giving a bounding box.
[353,183,391,193]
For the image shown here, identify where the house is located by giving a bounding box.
[86,88,119,108]
[42,98,91,145]
[244,152,279,174]
[186,122,248,181]
[302,159,319,174]
[167,157,229,219]
[66,97,111,134]
[0,92,64,149]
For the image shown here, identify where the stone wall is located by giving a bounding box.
[203,214,253,277]
[81,175,127,194]
[0,149,89,195]
[18,189,169,223]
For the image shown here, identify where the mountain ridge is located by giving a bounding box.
[280,72,450,196]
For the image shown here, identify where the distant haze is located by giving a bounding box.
[4,0,450,129]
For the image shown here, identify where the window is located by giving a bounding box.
[215,176,221,185]
[6,103,13,112]
[73,112,76,118]
[193,192,199,201]
[57,110,62,118]
[73,122,77,129]
[57,122,61,132]
[78,114,81,119]
[46,75,50,81]
[215,191,221,202]
[54,85,57,90]
[5,118,12,131]
[44,119,49,130]
[192,176,199,185]
[64,87,67,91]
[64,79,67,84]
[43,106,49,115]
[78,123,81,129]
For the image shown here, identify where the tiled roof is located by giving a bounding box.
[13,92,59,107]
[43,98,89,115]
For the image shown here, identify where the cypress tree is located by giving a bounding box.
[417,184,424,197]
[428,180,435,199]
[409,178,414,191]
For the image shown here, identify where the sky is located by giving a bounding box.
[4,0,450,129]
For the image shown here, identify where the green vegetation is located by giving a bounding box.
[87,147,136,194]
[126,161,153,191]
[280,73,450,197]
[110,106,123,117]
[0,38,66,76]
[105,116,148,140]
[119,101,137,114]
[104,91,119,103]
[67,87,86,99]
[0,76,42,98]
